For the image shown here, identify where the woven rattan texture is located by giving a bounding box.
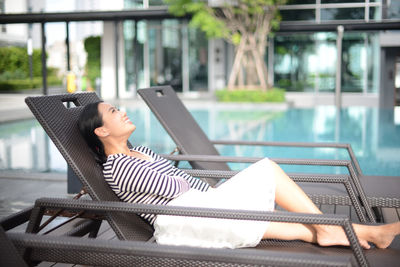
[0,227,27,267]
[25,93,153,241]
[9,232,354,267]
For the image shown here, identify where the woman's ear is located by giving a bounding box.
[94,126,109,137]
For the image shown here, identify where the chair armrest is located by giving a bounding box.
[0,206,33,231]
[31,197,367,267]
[210,140,363,176]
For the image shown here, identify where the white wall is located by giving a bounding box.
[208,39,226,92]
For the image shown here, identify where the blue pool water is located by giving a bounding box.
[0,105,399,177]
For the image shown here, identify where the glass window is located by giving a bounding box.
[188,28,208,92]
[281,9,315,21]
[369,7,381,21]
[273,32,379,93]
[366,33,380,93]
[321,0,364,3]
[387,1,400,19]
[341,33,364,92]
[124,20,137,93]
[274,33,337,92]
[321,8,365,20]
[286,0,315,4]
[124,0,165,8]
[149,0,164,5]
[341,32,379,93]
[124,0,144,8]
[147,20,183,91]
[136,21,147,89]
[396,59,400,89]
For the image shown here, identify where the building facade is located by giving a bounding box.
[0,0,399,107]
[97,0,400,107]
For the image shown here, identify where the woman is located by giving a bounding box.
[78,101,400,249]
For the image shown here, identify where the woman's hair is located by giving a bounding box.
[78,101,107,165]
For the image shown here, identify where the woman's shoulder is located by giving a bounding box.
[103,153,134,168]
[132,146,158,157]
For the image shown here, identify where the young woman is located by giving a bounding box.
[78,101,400,249]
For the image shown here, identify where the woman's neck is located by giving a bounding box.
[103,140,131,157]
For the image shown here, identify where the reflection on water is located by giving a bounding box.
[0,106,399,176]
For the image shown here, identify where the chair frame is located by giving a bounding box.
[6,197,366,267]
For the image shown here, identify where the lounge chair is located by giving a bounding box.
[2,92,397,266]
[138,86,400,223]
[2,207,361,267]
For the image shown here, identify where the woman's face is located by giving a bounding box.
[96,102,136,138]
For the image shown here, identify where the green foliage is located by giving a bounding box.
[0,47,43,78]
[190,9,228,39]
[0,46,61,91]
[164,0,286,42]
[0,76,62,92]
[84,36,101,86]
[215,88,285,102]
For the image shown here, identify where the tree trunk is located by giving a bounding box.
[227,34,270,90]
[227,35,247,90]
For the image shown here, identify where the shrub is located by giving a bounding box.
[0,46,43,77]
[215,88,285,103]
[0,76,62,92]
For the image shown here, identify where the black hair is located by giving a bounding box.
[78,101,107,165]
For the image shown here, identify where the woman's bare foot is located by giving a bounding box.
[315,222,400,249]
[370,222,400,249]
[315,225,370,249]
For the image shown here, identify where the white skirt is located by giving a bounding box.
[153,158,276,249]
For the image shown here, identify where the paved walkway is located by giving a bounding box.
[0,93,35,123]
[0,87,67,123]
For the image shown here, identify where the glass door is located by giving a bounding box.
[147,20,183,92]
[132,19,208,93]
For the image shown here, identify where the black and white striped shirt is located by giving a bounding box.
[103,146,210,224]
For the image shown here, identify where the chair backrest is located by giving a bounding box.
[138,86,231,176]
[25,93,153,241]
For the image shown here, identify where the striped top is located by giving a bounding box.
[103,146,210,224]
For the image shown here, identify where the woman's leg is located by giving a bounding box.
[266,160,400,248]
[263,220,400,249]
[263,221,316,243]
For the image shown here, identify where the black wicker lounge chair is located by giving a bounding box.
[2,212,361,267]
[138,86,400,223]
[2,92,397,266]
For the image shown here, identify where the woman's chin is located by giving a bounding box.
[129,125,136,134]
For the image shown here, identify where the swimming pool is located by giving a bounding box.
[0,104,399,177]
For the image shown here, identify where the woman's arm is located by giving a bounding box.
[171,166,210,191]
[107,156,191,199]
[134,146,210,191]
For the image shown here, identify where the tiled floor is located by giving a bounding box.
[0,173,68,219]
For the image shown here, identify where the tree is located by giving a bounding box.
[165,0,287,91]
